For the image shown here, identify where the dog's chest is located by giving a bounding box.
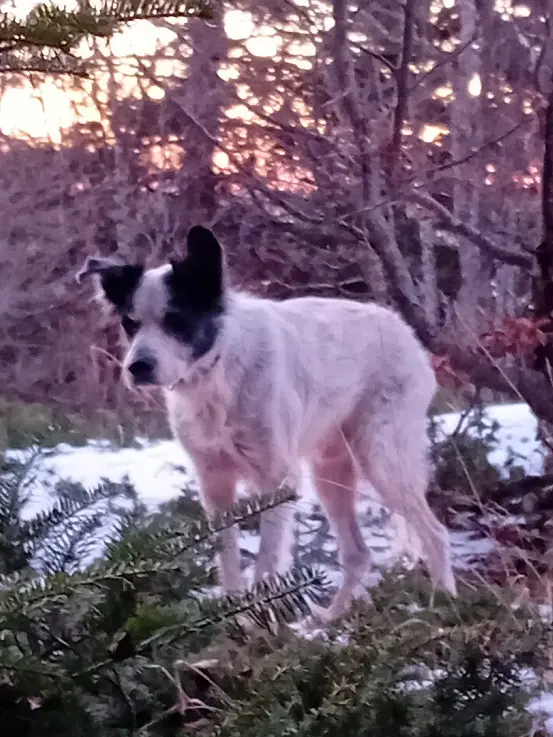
[166,391,226,443]
[165,389,267,466]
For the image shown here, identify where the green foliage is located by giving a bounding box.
[0,454,328,735]
[0,434,551,736]
[213,573,551,737]
[0,448,144,575]
[0,0,215,74]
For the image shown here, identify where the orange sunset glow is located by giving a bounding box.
[0,0,536,193]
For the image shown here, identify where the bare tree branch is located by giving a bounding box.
[408,191,532,268]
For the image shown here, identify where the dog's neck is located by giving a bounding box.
[163,344,234,451]
[164,289,254,407]
[167,346,222,395]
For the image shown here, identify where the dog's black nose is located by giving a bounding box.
[128,357,156,385]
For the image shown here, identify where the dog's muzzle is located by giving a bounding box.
[127,356,157,386]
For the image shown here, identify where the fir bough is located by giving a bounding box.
[213,573,553,737]
[0,453,328,735]
[0,0,215,75]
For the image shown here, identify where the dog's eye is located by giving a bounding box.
[164,310,191,338]
[121,316,140,337]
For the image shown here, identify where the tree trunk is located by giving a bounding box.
[172,11,230,220]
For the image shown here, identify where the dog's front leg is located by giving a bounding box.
[194,460,245,594]
[250,470,298,585]
[254,499,296,584]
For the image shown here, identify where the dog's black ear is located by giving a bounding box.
[76,256,144,311]
[186,225,223,266]
[170,226,224,308]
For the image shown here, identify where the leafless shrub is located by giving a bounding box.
[1,1,553,428]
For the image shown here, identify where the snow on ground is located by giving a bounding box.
[435,402,544,475]
[528,692,553,733]
[5,400,553,730]
[18,438,190,518]
[10,401,543,571]
[11,401,544,507]
[14,401,544,512]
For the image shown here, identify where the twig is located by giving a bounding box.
[410,35,477,92]
[409,190,532,268]
[350,39,396,73]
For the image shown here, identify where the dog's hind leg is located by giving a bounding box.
[193,458,245,593]
[310,431,370,622]
[351,413,456,597]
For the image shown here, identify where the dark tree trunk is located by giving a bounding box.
[534,85,553,372]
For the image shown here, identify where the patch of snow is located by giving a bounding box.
[435,402,544,476]
[450,531,497,569]
[5,401,545,571]
[11,439,190,519]
[525,690,553,732]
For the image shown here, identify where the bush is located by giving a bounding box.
[0,451,327,735]
[0,440,551,736]
[213,574,549,737]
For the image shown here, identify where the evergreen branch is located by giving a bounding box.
[198,566,328,634]
[0,486,300,623]
[0,0,215,52]
[21,478,135,547]
[78,566,328,675]
[0,450,46,575]
[138,567,327,648]
[0,449,42,512]
[209,486,298,535]
[0,558,189,620]
[0,56,89,75]
[104,485,299,566]
[34,512,105,574]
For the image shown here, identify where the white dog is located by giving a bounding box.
[77,225,456,621]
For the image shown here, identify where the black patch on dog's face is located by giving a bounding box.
[100,265,144,313]
[121,314,141,339]
[164,226,225,360]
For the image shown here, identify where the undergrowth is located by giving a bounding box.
[0,404,551,735]
[0,397,171,450]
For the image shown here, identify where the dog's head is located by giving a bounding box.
[77,225,226,389]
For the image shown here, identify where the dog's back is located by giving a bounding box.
[269,294,435,421]
[195,291,436,466]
